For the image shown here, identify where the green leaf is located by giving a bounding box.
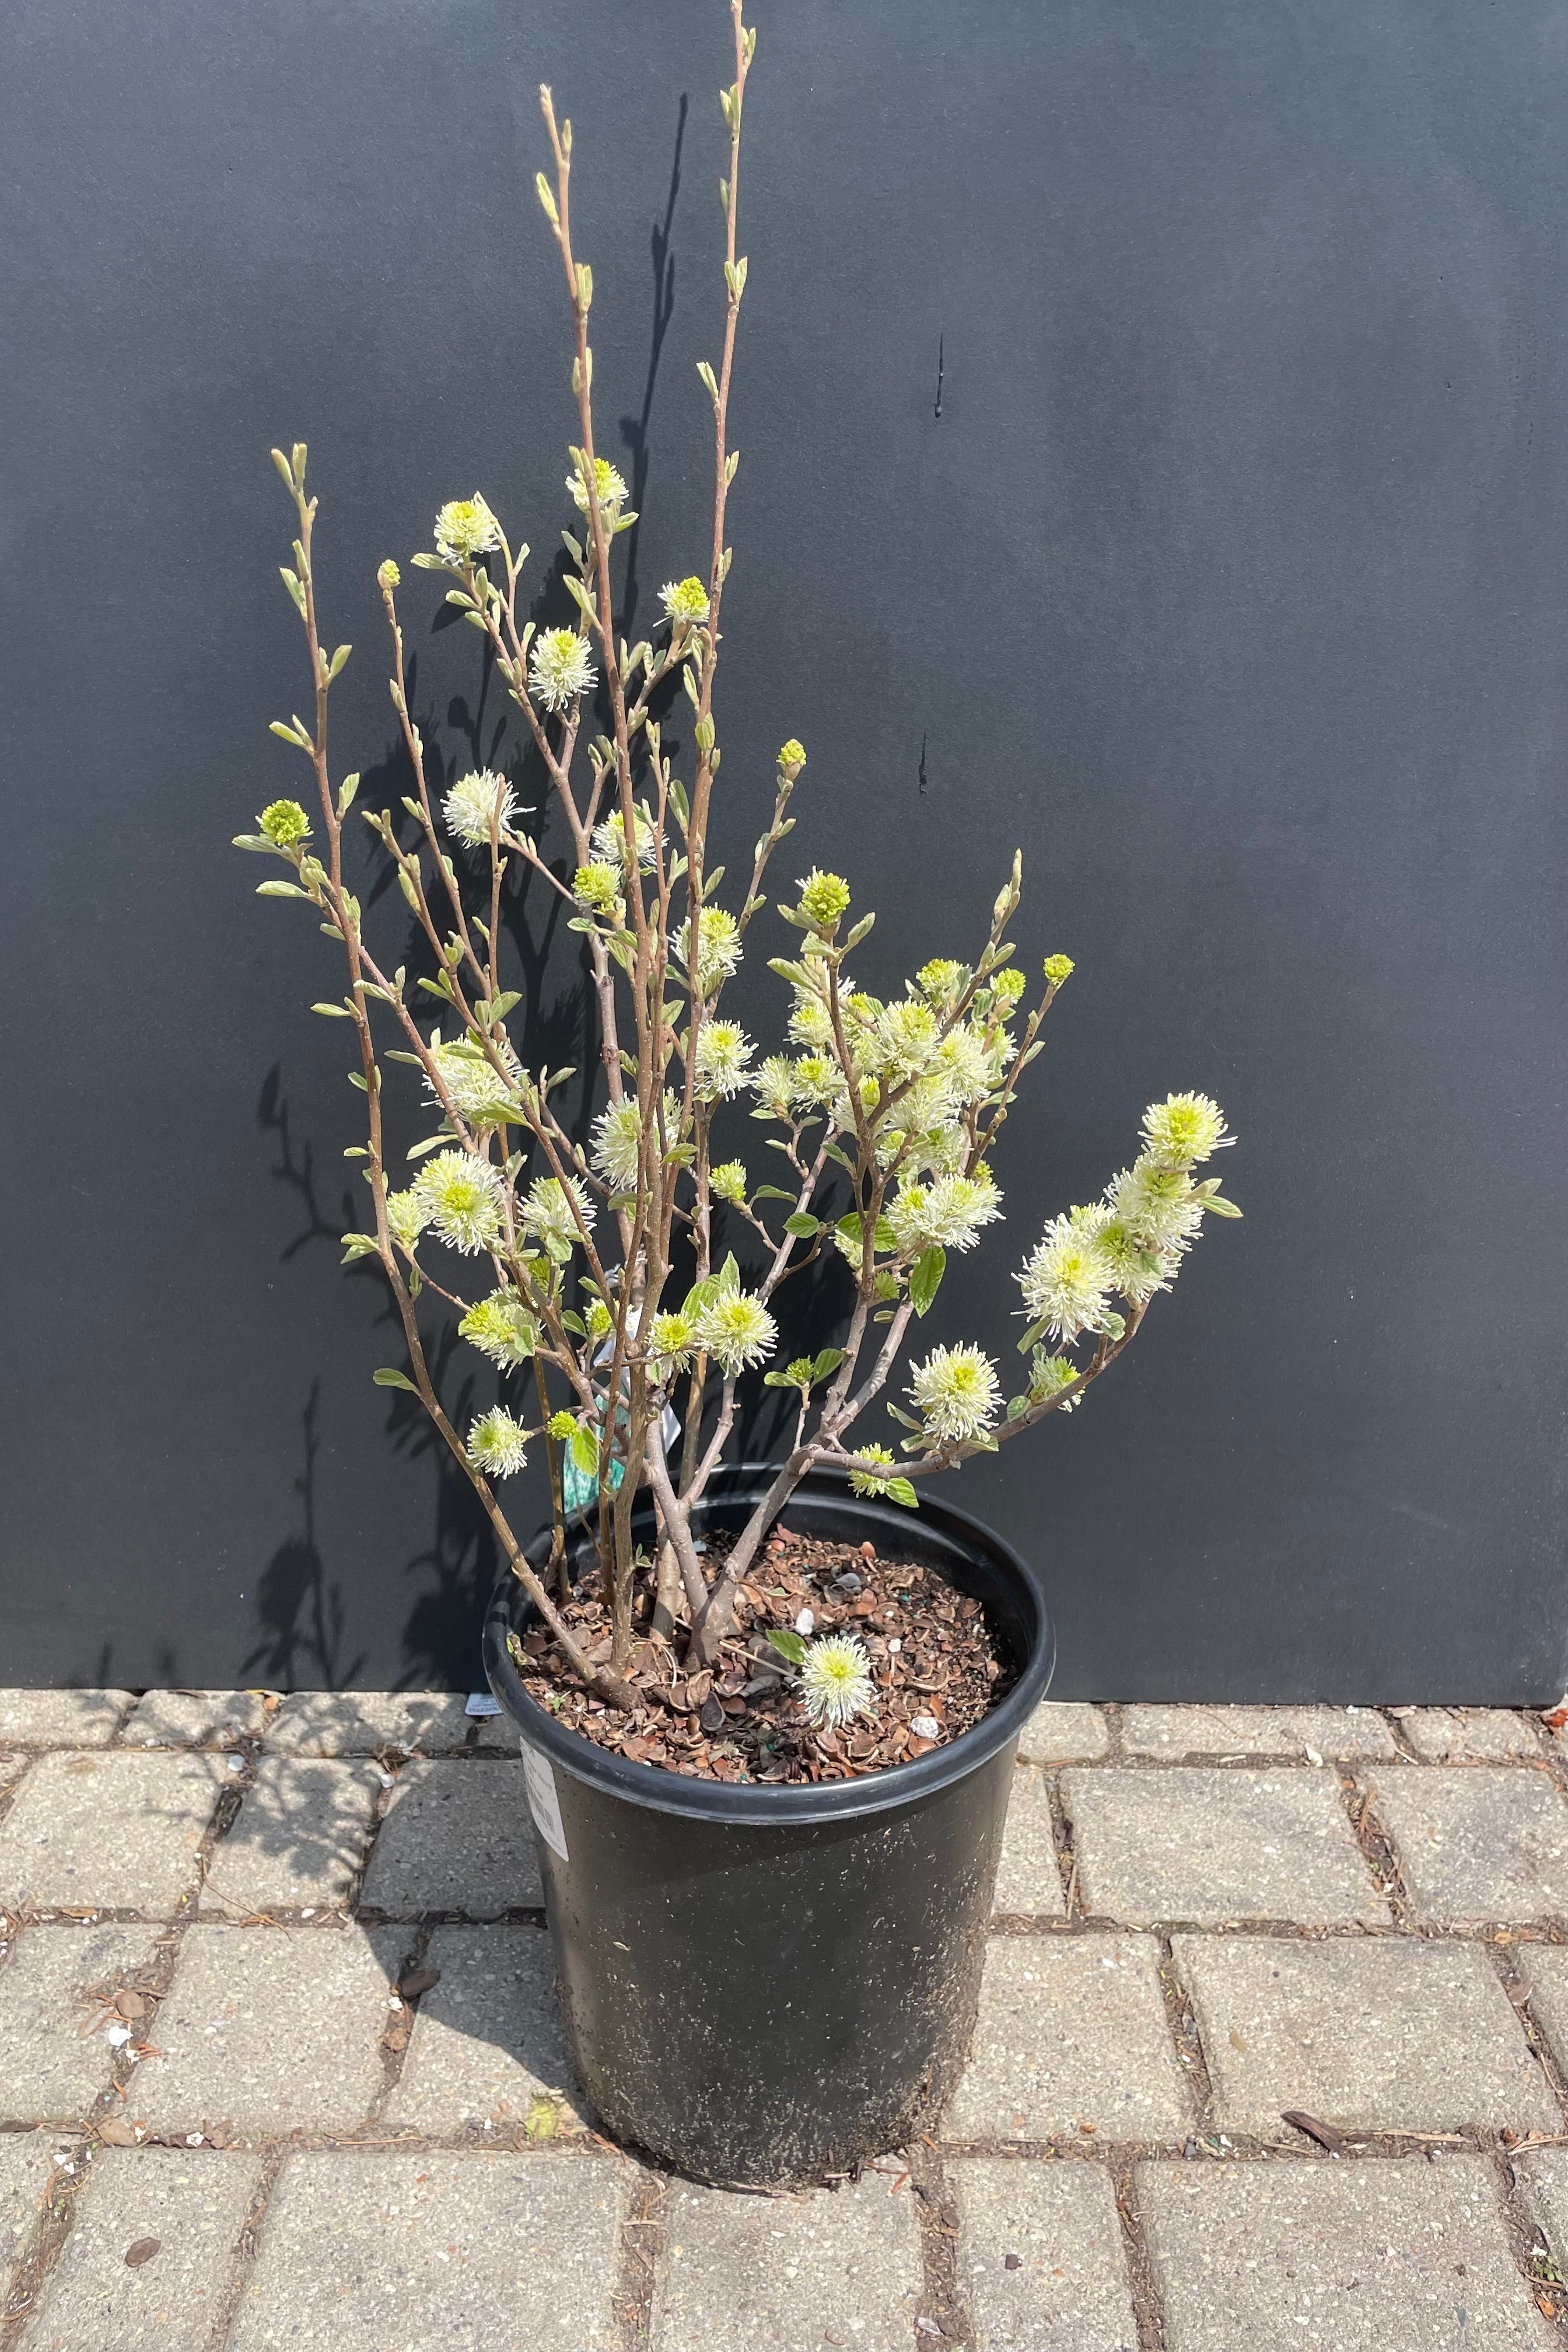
[1204,1195,1244,1218]
[716,1252,741,1295]
[568,1423,599,1476]
[874,1216,897,1252]
[783,1212,820,1239]
[751,1185,795,1202]
[256,880,310,899]
[909,1245,946,1318]
[559,1310,587,1338]
[884,1478,919,1508]
[810,1348,844,1382]
[762,1369,797,1389]
[766,1627,807,1667]
[337,771,361,815]
[311,1001,355,1019]
[373,1367,418,1392]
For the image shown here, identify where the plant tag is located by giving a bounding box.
[465,1691,503,1717]
[520,1740,569,1861]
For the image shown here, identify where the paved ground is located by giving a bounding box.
[5,1692,1568,2348]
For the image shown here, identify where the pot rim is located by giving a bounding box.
[482,1462,1055,1824]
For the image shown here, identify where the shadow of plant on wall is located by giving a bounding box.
[240,1380,368,1692]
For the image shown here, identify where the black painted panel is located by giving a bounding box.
[1,0,1562,1696]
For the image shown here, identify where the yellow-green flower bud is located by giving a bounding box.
[797,869,850,932]
[992,966,1027,1002]
[709,1160,748,1204]
[259,799,312,848]
[660,575,711,625]
[584,1298,613,1341]
[1042,954,1075,988]
[377,559,401,591]
[573,862,622,916]
[776,738,806,778]
[547,1410,577,1442]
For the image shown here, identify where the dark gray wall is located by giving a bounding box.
[2,0,1563,1698]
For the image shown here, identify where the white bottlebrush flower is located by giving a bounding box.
[1139,1092,1231,1171]
[872,998,941,1082]
[467,1405,529,1478]
[568,456,628,516]
[520,1174,596,1250]
[1107,1162,1206,1252]
[384,1188,428,1250]
[1018,1212,1117,1342]
[425,1035,524,1124]
[673,905,742,993]
[752,1055,797,1117]
[433,497,502,566]
[590,1100,645,1194]
[846,1443,895,1496]
[591,806,656,871]
[442,768,520,849]
[458,1290,540,1369]
[412,1150,504,1256]
[889,1167,1003,1255]
[934,1023,996,1102]
[659,575,711,625]
[799,1633,877,1731]
[786,984,839,1051]
[908,1342,1000,1444]
[691,1290,777,1376]
[693,1019,754,1098]
[528,627,597,713]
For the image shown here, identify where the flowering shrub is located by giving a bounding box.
[242,3,1238,1712]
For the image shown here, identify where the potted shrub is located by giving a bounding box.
[242,1,1238,2186]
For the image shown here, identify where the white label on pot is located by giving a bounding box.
[520,1740,569,1861]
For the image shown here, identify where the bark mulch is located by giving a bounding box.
[508,1521,1010,1784]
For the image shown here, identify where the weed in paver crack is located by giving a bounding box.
[1155,1939,1216,2128]
[1111,2159,1169,2352]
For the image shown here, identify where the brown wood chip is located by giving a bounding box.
[1282,2108,1348,2152]
[114,1990,147,2020]
[97,2119,139,2146]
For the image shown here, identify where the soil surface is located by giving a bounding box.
[508,1521,1010,1783]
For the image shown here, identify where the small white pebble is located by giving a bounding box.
[910,1714,940,1741]
[887,1637,902,1654]
[186,2133,203,2146]
[387,1995,403,2011]
[1304,1746,1323,1765]
[226,1756,246,1774]
[106,2026,131,2048]
[794,1610,814,1636]
[300,1909,314,1920]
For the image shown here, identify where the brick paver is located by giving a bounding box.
[121,1691,270,1748]
[0,2132,55,2290]
[1064,1767,1389,1926]
[1175,1933,1558,2135]
[949,1934,1192,2142]
[1121,1704,1398,1760]
[1511,1943,1568,2080]
[202,1758,383,1914]
[5,1691,1568,2346]
[1016,1703,1110,1762]
[1404,1709,1549,1763]
[0,1690,132,1748]
[0,1922,164,2126]
[953,2157,1140,2350]
[1517,2147,1568,2273]
[1138,2154,1556,2350]
[0,1752,220,1915]
[228,2150,626,2350]
[384,1924,586,2132]
[995,1766,1067,1916]
[264,1692,477,1755]
[358,1758,542,1916]
[136,1923,402,2139]
[1371,1766,1568,1922]
[654,2168,922,2351]
[17,2146,262,2352]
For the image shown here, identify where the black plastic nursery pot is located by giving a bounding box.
[483,1465,1055,2187]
